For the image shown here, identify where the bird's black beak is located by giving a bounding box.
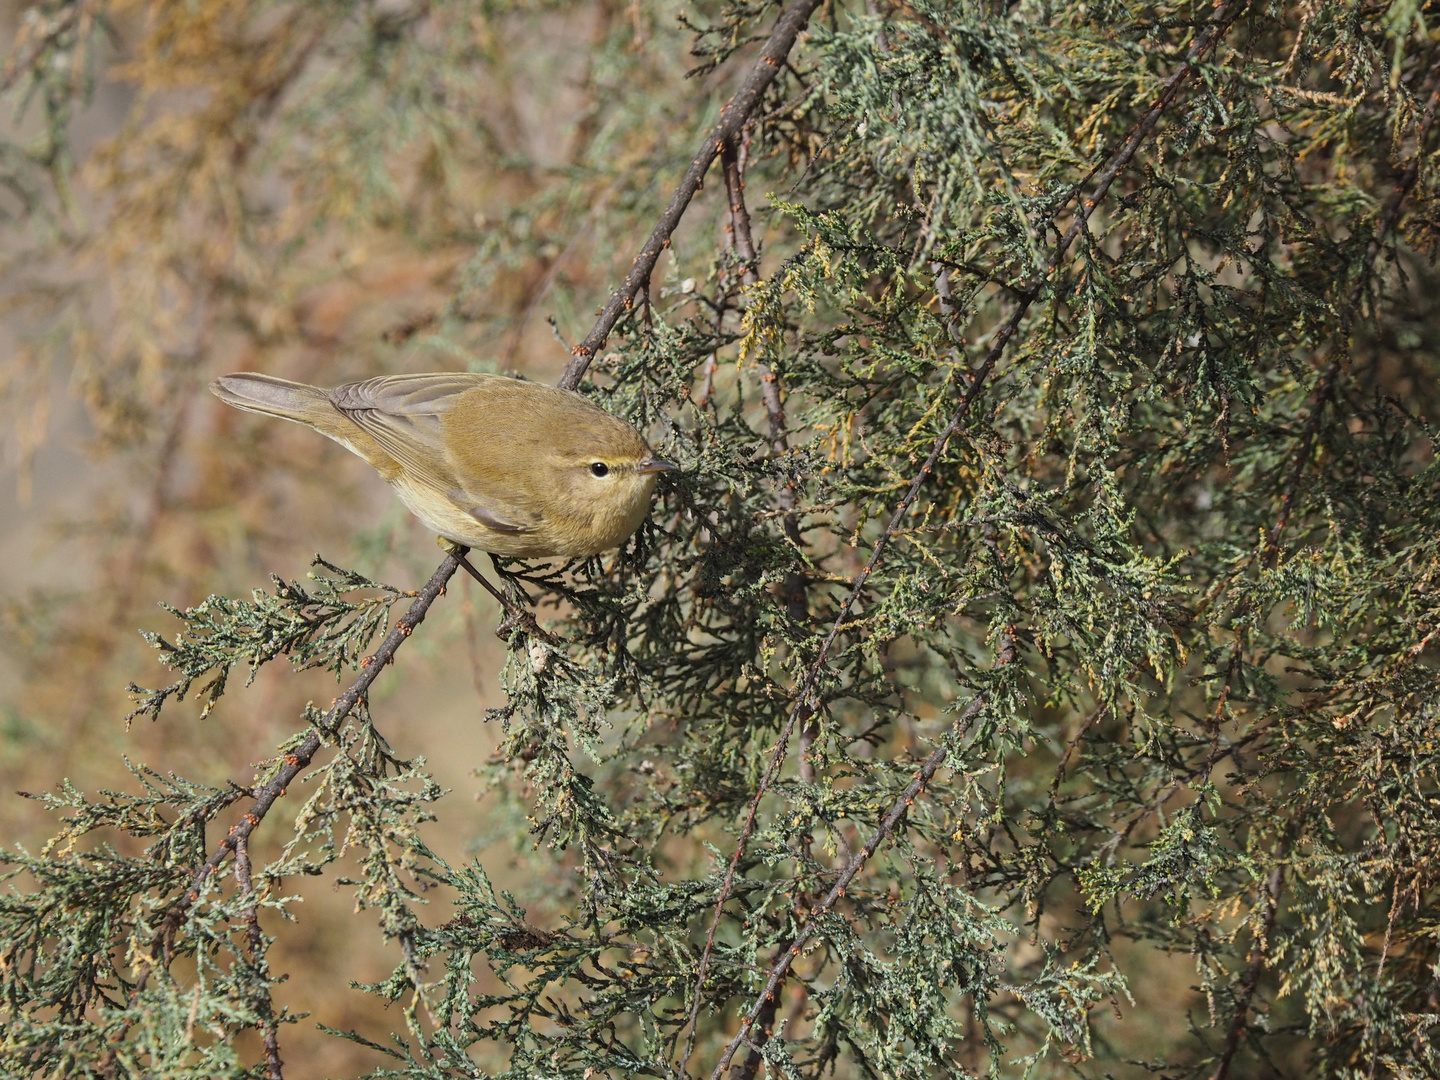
[637,456,680,475]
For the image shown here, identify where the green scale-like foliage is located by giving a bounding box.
[4,0,1440,1077]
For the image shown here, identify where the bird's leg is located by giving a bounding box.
[437,537,558,646]
[488,553,525,608]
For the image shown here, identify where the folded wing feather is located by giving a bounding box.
[329,374,540,535]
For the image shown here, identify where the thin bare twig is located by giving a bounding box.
[558,0,824,390]
[723,141,761,291]
[721,136,799,549]
[1047,705,1107,799]
[451,550,562,646]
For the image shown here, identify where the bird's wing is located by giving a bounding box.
[329,374,539,534]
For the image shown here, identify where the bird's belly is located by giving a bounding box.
[386,474,653,560]
[388,477,559,557]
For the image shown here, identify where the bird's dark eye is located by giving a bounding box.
[589,462,610,478]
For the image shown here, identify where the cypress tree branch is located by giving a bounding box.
[558,0,824,390]
[678,128,815,1075]
[1211,859,1287,1080]
[1203,51,1440,1080]
[707,695,990,1080]
[721,128,809,680]
[722,139,760,292]
[715,549,1023,1076]
[725,947,787,1080]
[1266,51,1440,563]
[1191,85,1440,1057]
[686,0,1253,1062]
[155,551,465,949]
[235,834,285,1080]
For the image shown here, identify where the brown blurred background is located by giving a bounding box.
[0,1,708,1071]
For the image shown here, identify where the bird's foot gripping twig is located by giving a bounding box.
[437,538,561,646]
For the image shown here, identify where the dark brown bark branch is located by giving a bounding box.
[235,835,285,1080]
[693,3,1251,1073]
[558,0,823,390]
[723,141,761,291]
[721,129,811,734]
[726,955,786,1080]
[157,551,465,949]
[721,138,801,546]
[707,695,988,1080]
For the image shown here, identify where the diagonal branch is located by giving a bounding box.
[558,0,824,391]
[725,933,792,1080]
[157,550,466,948]
[707,696,988,1080]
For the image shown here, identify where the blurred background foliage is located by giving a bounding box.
[0,0,720,1072]
[0,0,1438,1077]
[0,0,701,801]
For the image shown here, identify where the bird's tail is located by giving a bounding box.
[210,372,333,424]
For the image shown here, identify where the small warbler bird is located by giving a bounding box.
[211,371,677,558]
